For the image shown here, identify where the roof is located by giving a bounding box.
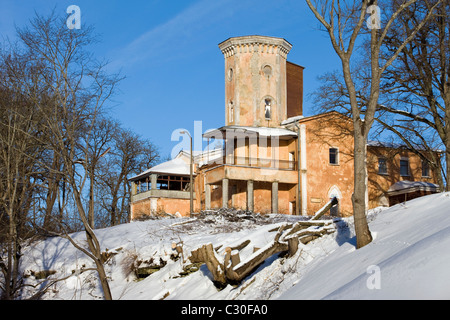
[129,157,191,181]
[368,140,444,153]
[203,125,297,140]
[387,181,439,195]
[129,148,224,182]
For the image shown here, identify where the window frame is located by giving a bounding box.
[264,99,271,120]
[329,147,339,165]
[400,157,410,177]
[228,100,234,123]
[422,160,430,177]
[378,157,388,175]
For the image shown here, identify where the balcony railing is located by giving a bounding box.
[205,156,296,170]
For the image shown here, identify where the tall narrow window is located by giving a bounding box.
[400,158,409,176]
[378,157,387,175]
[264,99,271,120]
[229,101,234,123]
[329,148,339,165]
[422,160,430,177]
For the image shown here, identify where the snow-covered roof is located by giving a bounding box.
[387,180,439,195]
[129,157,191,181]
[129,148,224,181]
[368,140,444,152]
[203,126,297,139]
[177,148,224,164]
[280,115,304,125]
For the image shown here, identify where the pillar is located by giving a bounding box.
[151,174,157,190]
[222,178,229,208]
[272,181,278,213]
[205,184,211,210]
[247,180,254,212]
[131,181,137,196]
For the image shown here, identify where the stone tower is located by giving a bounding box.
[218,35,302,128]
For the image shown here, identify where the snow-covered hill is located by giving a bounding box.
[19,192,450,300]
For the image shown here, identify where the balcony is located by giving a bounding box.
[202,156,298,185]
[203,156,297,171]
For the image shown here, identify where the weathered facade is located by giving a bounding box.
[129,35,440,219]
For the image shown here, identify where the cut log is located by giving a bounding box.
[190,243,227,287]
[188,214,337,287]
[282,220,333,239]
[287,237,299,257]
[283,226,335,244]
[228,225,290,282]
[224,239,251,252]
[311,197,338,220]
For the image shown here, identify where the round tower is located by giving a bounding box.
[218,35,293,127]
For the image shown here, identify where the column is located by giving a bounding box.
[151,174,157,190]
[272,181,278,213]
[222,178,229,208]
[247,180,254,212]
[205,184,211,210]
[131,181,137,196]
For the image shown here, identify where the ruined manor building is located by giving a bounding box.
[129,35,440,219]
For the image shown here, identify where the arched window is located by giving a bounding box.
[229,100,234,123]
[264,99,271,120]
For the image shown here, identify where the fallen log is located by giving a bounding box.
[283,225,335,243]
[226,225,290,283]
[273,220,334,238]
[190,243,227,287]
[189,215,337,287]
[224,239,251,253]
[311,197,338,220]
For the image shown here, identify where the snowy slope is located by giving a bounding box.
[18,192,450,300]
[280,192,450,300]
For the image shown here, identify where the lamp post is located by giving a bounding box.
[180,131,194,215]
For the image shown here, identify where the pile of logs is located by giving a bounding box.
[189,197,338,288]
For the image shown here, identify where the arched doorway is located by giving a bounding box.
[327,185,342,217]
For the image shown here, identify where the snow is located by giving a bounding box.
[280,192,450,300]
[129,157,191,180]
[203,125,298,138]
[18,192,450,300]
[387,180,439,192]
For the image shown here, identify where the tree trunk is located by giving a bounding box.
[89,169,95,229]
[445,92,450,191]
[353,130,373,249]
[72,184,113,300]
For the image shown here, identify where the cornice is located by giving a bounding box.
[218,35,293,58]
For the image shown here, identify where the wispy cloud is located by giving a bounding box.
[110,0,234,70]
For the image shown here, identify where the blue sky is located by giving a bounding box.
[0,0,342,160]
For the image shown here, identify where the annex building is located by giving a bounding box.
[129,35,440,219]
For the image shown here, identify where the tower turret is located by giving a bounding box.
[218,35,300,128]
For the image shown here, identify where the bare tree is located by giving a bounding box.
[376,0,450,190]
[0,50,44,299]
[83,116,115,228]
[305,0,441,248]
[97,126,159,226]
[13,12,123,299]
